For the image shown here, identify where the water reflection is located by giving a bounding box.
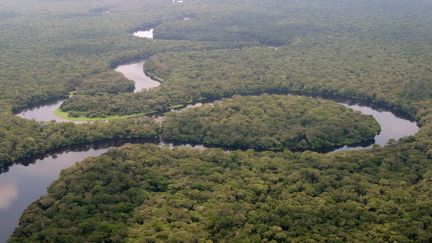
[0,178,18,210]
[0,146,112,242]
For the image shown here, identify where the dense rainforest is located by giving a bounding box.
[0,0,432,241]
[10,144,432,242]
[162,95,380,151]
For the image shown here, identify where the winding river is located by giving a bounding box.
[4,30,420,241]
[6,58,420,241]
[16,59,420,149]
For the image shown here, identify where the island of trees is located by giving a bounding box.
[162,95,380,151]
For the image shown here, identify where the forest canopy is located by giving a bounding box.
[10,144,432,242]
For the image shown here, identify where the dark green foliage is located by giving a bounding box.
[162,95,380,151]
[10,144,432,242]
